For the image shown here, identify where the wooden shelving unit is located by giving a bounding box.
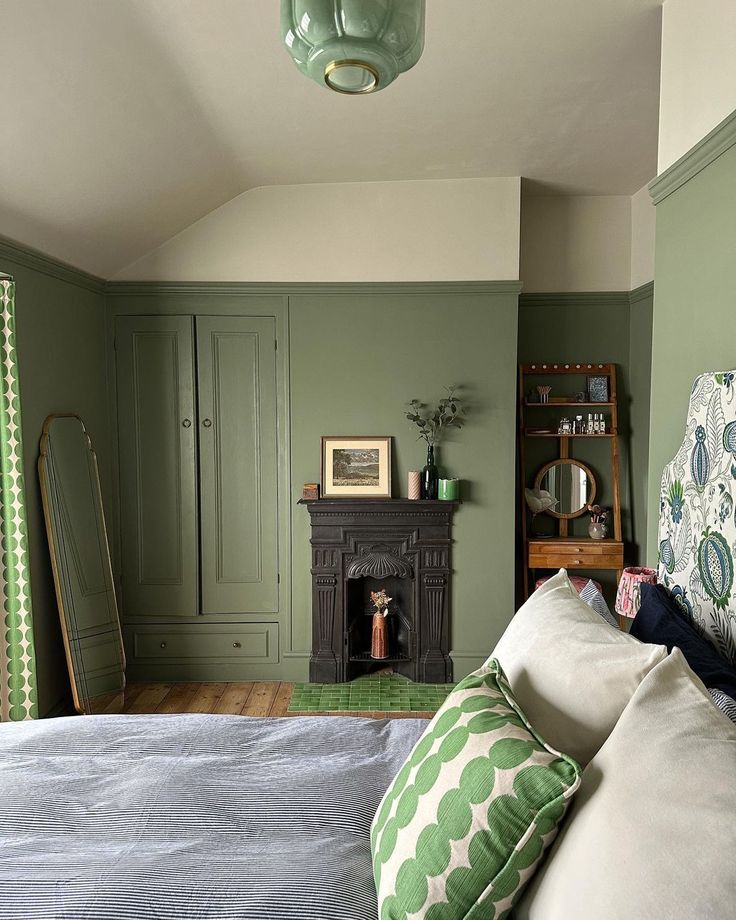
[519,362,624,598]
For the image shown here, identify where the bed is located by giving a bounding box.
[0,713,425,920]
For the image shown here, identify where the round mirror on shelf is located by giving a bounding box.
[534,459,596,519]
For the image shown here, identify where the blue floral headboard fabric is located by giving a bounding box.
[658,370,736,665]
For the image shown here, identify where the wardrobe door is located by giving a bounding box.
[196,316,278,615]
[115,316,198,617]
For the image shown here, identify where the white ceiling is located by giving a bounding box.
[0,0,662,278]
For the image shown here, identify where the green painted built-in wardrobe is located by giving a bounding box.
[110,294,291,681]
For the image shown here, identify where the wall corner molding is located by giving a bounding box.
[0,237,105,294]
[629,281,654,305]
[519,291,630,309]
[649,109,736,206]
[104,280,523,296]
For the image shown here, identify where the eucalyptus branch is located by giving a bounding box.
[405,385,465,447]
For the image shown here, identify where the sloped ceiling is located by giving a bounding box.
[0,0,661,278]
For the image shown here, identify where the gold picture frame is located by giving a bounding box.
[320,436,392,498]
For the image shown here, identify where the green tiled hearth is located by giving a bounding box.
[288,673,455,713]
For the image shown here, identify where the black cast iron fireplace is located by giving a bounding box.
[300,499,457,683]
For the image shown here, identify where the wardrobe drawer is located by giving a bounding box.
[131,624,279,663]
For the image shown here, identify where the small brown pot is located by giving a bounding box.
[371,613,388,660]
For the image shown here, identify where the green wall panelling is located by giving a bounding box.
[288,289,520,679]
[647,118,736,563]
[0,240,109,716]
[628,282,654,562]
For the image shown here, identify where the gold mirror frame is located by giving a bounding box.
[533,457,596,520]
[38,415,125,714]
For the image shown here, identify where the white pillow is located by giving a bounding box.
[490,569,667,765]
[517,649,736,919]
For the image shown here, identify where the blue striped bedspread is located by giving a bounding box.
[0,713,427,920]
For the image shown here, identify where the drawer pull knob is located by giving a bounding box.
[233,641,242,649]
[159,641,167,649]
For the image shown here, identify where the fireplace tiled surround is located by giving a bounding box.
[300,500,458,684]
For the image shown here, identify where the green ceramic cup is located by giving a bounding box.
[438,478,459,500]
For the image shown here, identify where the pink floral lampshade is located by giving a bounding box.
[615,566,658,620]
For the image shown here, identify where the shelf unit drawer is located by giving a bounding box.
[528,541,622,556]
[529,552,623,569]
[130,623,279,663]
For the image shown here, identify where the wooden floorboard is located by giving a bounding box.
[212,682,254,715]
[117,682,145,711]
[156,683,201,714]
[115,681,434,720]
[269,682,292,717]
[241,682,279,716]
[188,682,227,713]
[124,683,173,714]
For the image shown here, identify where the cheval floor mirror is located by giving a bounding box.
[38,414,125,714]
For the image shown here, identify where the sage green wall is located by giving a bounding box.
[628,286,654,562]
[289,291,519,677]
[647,139,736,562]
[0,252,109,717]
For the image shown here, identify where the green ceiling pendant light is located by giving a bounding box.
[281,0,425,95]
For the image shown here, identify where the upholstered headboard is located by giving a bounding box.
[658,370,736,665]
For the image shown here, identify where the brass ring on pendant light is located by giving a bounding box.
[324,59,380,94]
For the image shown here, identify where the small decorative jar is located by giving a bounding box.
[558,417,572,435]
[438,478,460,501]
[588,521,607,540]
[407,470,421,500]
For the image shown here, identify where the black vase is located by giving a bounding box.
[422,445,439,499]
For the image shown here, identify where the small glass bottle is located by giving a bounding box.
[587,413,594,434]
[593,413,600,434]
[599,414,606,434]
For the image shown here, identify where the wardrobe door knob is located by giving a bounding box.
[159,642,167,649]
[182,419,192,428]
[202,418,213,428]
[233,641,242,649]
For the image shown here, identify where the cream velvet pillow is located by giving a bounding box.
[490,569,667,765]
[517,649,736,919]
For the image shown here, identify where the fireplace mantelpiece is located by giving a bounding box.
[300,499,458,683]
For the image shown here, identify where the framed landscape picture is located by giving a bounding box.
[320,436,392,498]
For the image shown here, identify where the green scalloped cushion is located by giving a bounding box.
[370,660,581,920]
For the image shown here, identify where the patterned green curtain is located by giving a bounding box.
[0,278,38,720]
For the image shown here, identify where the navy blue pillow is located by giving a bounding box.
[631,583,736,699]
